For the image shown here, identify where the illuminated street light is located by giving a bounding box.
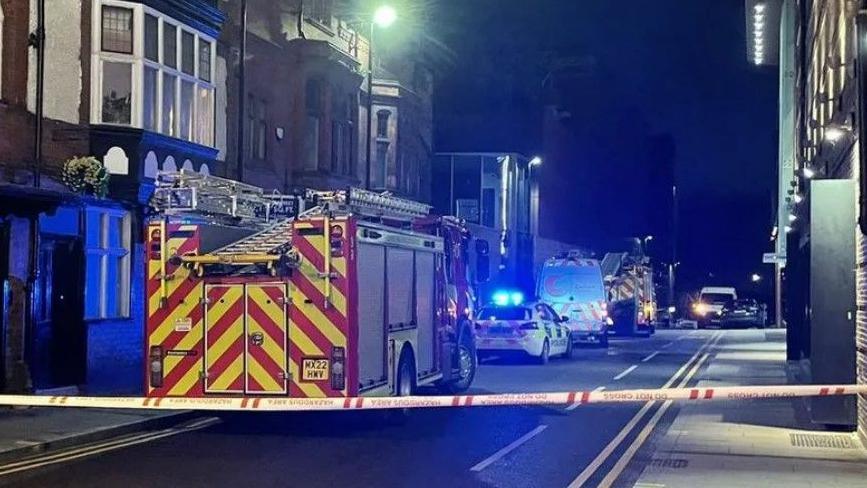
[803,167,815,179]
[529,156,543,167]
[364,6,397,189]
[785,225,793,233]
[754,3,765,13]
[824,125,849,142]
[788,214,797,223]
[373,5,397,27]
[751,273,762,283]
[793,194,803,204]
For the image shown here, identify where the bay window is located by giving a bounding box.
[92,1,215,147]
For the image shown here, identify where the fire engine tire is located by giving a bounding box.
[537,340,550,365]
[396,350,416,398]
[385,349,416,424]
[440,329,476,394]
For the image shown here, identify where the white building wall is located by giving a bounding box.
[27,0,82,124]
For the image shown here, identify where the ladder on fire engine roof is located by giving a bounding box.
[152,169,298,224]
[151,170,300,273]
[302,187,431,221]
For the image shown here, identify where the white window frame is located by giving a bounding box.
[84,207,131,320]
[90,0,216,147]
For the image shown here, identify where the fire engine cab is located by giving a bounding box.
[145,170,486,399]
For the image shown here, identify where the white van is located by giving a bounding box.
[537,253,610,347]
[693,287,738,326]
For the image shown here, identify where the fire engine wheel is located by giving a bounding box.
[440,332,476,394]
[396,352,415,398]
[537,340,550,365]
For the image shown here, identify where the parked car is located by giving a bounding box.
[475,300,572,364]
[720,298,767,328]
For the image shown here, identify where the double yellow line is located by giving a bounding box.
[568,331,725,488]
[0,417,220,477]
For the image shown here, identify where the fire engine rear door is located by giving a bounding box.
[245,284,289,394]
[204,284,245,394]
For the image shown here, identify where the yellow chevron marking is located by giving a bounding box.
[248,356,283,392]
[206,315,243,370]
[167,367,201,396]
[163,321,203,379]
[209,355,243,392]
[289,321,325,356]
[293,301,346,350]
[297,258,347,317]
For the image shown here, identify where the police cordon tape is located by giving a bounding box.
[1,384,866,412]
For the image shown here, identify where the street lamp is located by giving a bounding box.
[529,156,543,167]
[364,5,397,190]
[751,273,762,283]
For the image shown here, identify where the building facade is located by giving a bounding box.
[0,0,224,394]
[764,0,867,437]
[432,152,542,295]
[223,0,435,202]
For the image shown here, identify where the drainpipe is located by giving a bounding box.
[28,0,46,188]
[236,0,248,182]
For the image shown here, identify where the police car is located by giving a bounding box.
[474,292,572,364]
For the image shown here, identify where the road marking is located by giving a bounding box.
[567,331,723,487]
[470,424,548,472]
[641,351,660,362]
[660,342,675,349]
[613,365,638,380]
[598,348,713,487]
[566,386,606,411]
[0,417,221,476]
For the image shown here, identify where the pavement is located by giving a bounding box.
[0,408,187,464]
[0,329,862,487]
[633,329,867,488]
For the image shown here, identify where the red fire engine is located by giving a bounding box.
[145,171,487,398]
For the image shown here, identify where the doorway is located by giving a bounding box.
[30,235,86,391]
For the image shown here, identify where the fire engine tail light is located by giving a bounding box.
[149,346,164,388]
[331,346,346,391]
[149,229,162,259]
[330,225,344,258]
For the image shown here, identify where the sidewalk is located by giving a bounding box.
[0,406,188,463]
[633,329,867,488]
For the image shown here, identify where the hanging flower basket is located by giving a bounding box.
[61,156,110,197]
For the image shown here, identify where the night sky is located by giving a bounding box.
[432,0,778,300]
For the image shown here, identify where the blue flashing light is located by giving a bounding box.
[492,290,524,306]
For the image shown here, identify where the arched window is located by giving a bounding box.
[376,109,390,138]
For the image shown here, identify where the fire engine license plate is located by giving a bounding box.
[301,358,330,381]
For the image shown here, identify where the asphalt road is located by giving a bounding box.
[1,329,722,488]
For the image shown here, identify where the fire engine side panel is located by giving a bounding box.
[387,248,413,329]
[145,221,205,397]
[356,242,387,388]
[415,251,437,375]
[289,218,351,397]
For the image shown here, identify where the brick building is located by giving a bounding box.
[223,0,436,202]
[0,0,224,394]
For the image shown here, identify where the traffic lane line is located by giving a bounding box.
[470,424,548,472]
[641,351,660,362]
[566,386,606,411]
[0,417,221,477]
[566,331,723,487]
[597,348,714,487]
[613,365,638,381]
